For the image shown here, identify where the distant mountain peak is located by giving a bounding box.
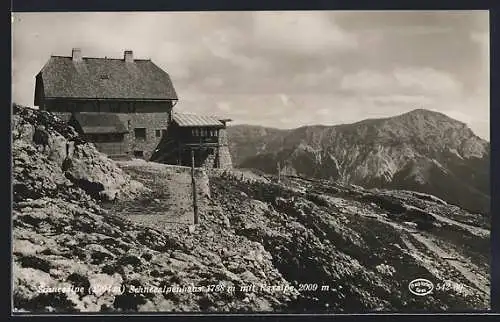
[405,108,441,115]
[396,108,463,123]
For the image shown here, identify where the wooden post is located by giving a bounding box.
[191,148,199,224]
[177,143,181,165]
[216,145,220,168]
[277,162,281,184]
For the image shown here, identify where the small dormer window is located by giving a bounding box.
[100,74,110,80]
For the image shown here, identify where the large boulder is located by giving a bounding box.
[12,105,149,201]
[65,143,148,201]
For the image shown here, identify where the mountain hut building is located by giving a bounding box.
[34,48,232,169]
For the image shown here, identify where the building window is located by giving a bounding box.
[110,103,120,113]
[133,150,144,158]
[53,101,65,112]
[155,129,161,137]
[100,102,108,112]
[134,128,146,140]
[119,102,128,113]
[93,101,100,112]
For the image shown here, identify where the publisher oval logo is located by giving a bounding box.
[408,278,434,296]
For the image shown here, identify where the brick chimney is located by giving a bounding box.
[124,50,134,63]
[72,48,82,62]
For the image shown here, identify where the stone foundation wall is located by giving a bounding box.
[202,150,216,169]
[116,112,169,160]
[47,111,170,160]
[50,110,234,169]
[217,128,233,169]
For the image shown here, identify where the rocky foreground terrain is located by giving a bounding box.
[228,109,490,215]
[12,105,490,313]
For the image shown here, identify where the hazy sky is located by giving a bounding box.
[12,11,490,140]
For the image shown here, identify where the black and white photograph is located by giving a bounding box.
[11,10,491,313]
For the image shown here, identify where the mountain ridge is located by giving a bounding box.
[227,108,490,215]
[230,109,486,140]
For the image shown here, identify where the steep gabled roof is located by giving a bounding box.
[172,113,225,128]
[37,56,178,100]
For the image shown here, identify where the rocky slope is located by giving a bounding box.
[12,105,490,313]
[12,105,296,312]
[208,171,490,312]
[12,104,147,203]
[227,109,490,215]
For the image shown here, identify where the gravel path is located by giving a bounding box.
[110,160,197,226]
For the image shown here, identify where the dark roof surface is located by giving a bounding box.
[173,113,225,128]
[72,112,128,134]
[38,56,178,100]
